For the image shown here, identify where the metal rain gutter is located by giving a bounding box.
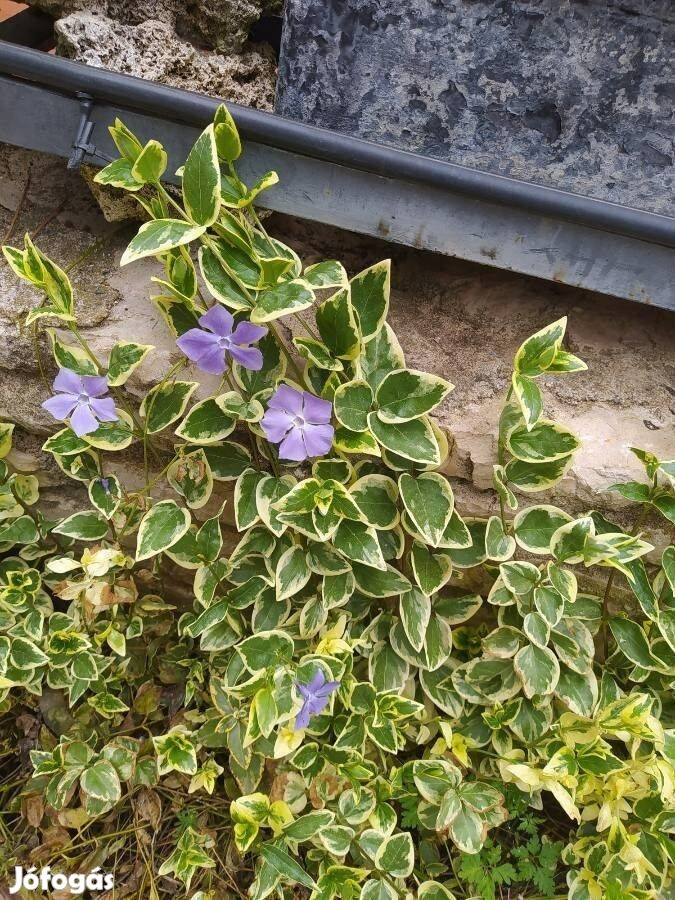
[0,40,673,309]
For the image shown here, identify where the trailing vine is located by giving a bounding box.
[0,106,673,899]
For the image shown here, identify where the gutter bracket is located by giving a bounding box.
[67,91,112,170]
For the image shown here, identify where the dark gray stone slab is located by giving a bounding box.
[276,0,674,215]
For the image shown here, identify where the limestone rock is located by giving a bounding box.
[54,14,276,109]
[29,0,280,54]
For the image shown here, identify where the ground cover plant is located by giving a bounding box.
[0,107,673,899]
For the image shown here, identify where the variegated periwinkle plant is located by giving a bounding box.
[0,105,673,900]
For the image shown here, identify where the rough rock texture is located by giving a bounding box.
[30,0,281,54]
[55,14,276,110]
[277,0,674,214]
[1,149,673,545]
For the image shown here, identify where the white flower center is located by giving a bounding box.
[217,336,231,350]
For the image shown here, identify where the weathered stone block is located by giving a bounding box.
[277,0,674,214]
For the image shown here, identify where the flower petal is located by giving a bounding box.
[194,343,228,375]
[305,695,329,717]
[231,321,268,345]
[308,670,326,693]
[278,427,308,462]
[42,393,78,422]
[303,392,333,424]
[70,402,99,436]
[53,368,83,395]
[294,702,312,731]
[295,681,312,700]
[315,680,340,698]
[176,328,220,363]
[260,408,292,444]
[199,305,234,337]
[269,384,303,415]
[302,422,334,458]
[81,375,110,398]
[90,396,119,422]
[229,344,263,371]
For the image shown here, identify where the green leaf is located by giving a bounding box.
[10,636,48,668]
[283,811,335,842]
[182,124,221,226]
[400,587,431,652]
[448,805,484,854]
[82,411,134,452]
[609,618,659,669]
[507,419,580,463]
[369,642,409,692]
[350,474,399,530]
[410,542,453,595]
[514,317,567,376]
[120,219,206,266]
[511,373,543,430]
[499,560,540,594]
[352,562,410,597]
[294,336,343,371]
[316,287,360,360]
[238,631,294,671]
[505,455,574,493]
[0,515,39,544]
[131,139,167,183]
[141,381,198,434]
[202,441,251,480]
[259,843,316,890]
[350,260,390,341]
[523,612,550,648]
[399,472,454,547]
[107,341,154,386]
[175,396,236,444]
[333,426,381,457]
[333,519,386,570]
[514,644,560,698]
[136,500,191,561]
[303,260,348,289]
[374,831,414,878]
[48,330,98,376]
[485,515,516,561]
[198,245,251,311]
[362,322,406,392]
[167,449,213,510]
[276,545,311,601]
[376,369,452,423]
[93,157,144,191]
[368,413,441,466]
[80,760,121,803]
[214,103,241,161]
[251,279,315,323]
[88,475,122,519]
[333,380,373,432]
[52,510,108,541]
[514,505,572,554]
[555,665,598,716]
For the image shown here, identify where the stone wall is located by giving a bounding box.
[277,0,674,214]
[1,147,673,557]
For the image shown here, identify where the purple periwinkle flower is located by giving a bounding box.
[294,669,340,731]
[176,306,267,375]
[261,385,334,462]
[42,368,118,437]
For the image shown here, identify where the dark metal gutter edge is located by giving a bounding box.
[0,40,674,249]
